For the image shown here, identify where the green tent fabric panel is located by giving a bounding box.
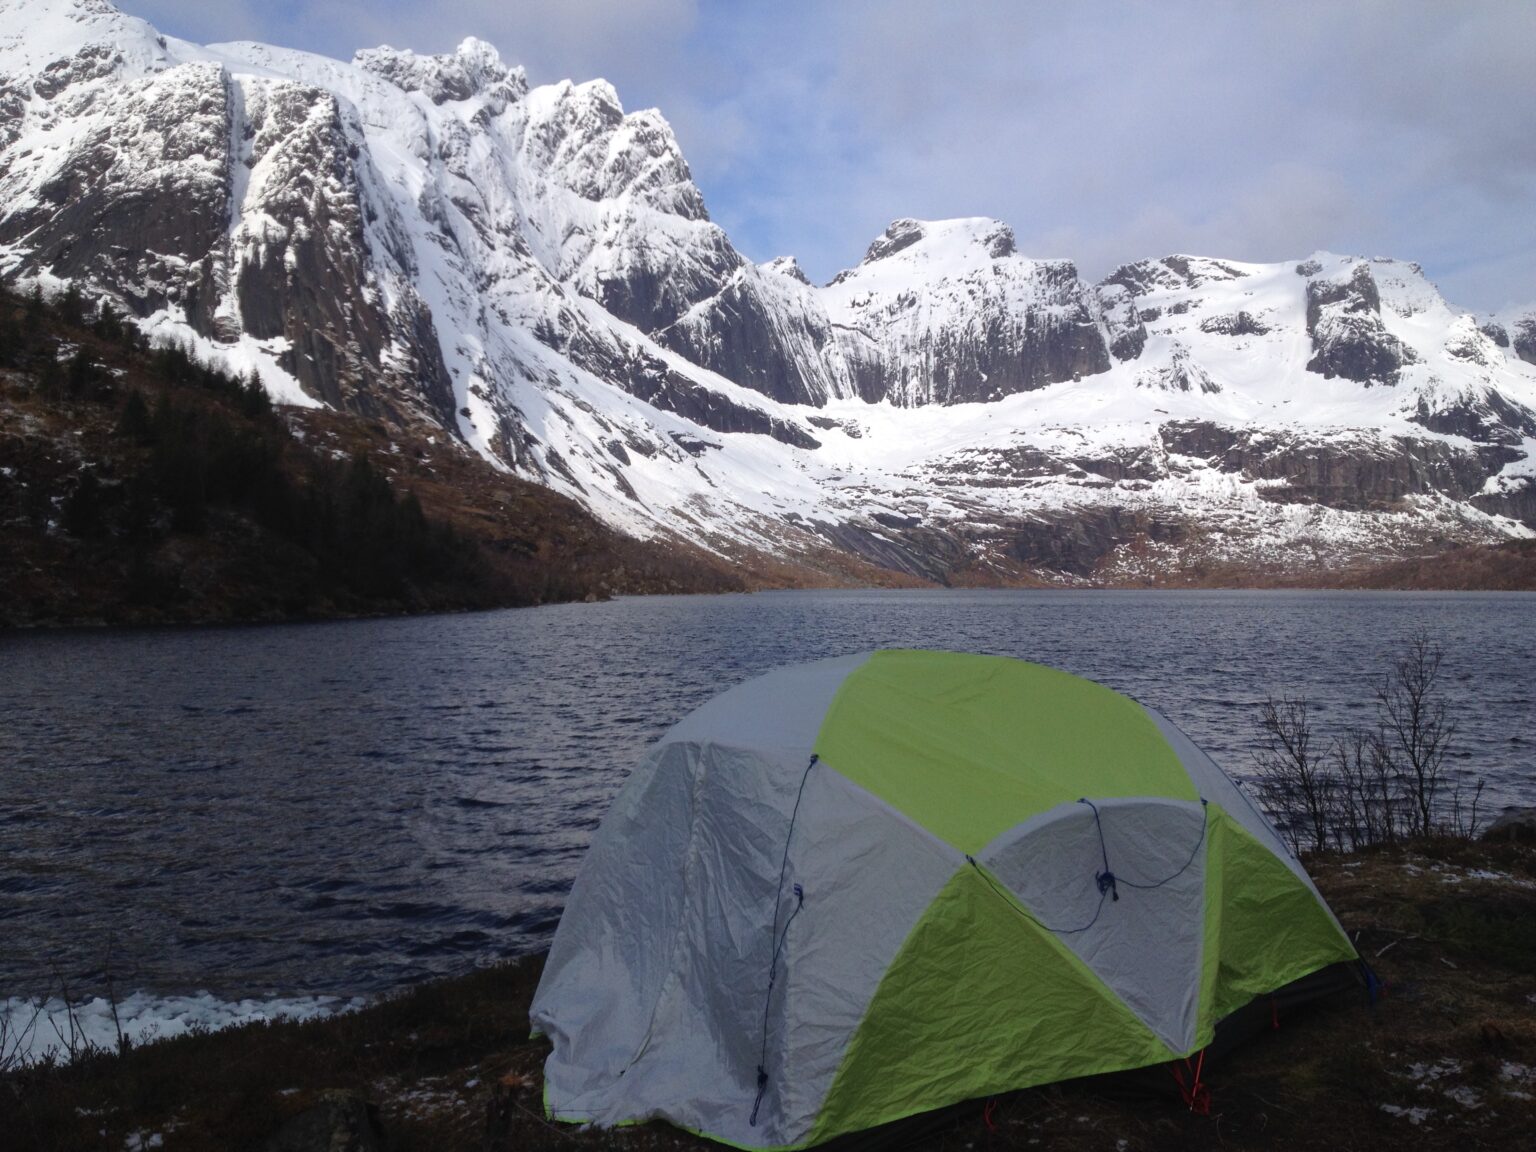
[1197,807,1358,1039]
[808,864,1172,1145]
[814,650,1194,853]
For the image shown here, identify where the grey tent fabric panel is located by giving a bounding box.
[665,652,870,754]
[764,764,963,1142]
[532,652,869,1134]
[535,740,832,1146]
[591,742,817,1145]
[533,729,962,1149]
[979,798,1207,1055]
[530,740,703,1104]
[1145,710,1318,883]
[1143,708,1348,939]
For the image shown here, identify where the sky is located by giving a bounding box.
[119,0,1536,312]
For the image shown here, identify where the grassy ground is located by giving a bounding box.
[4,839,1533,1151]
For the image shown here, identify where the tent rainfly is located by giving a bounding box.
[531,650,1362,1148]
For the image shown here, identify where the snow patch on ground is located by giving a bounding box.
[1,990,365,1067]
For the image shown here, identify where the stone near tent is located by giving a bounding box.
[262,1091,385,1152]
[531,650,1363,1149]
[1483,807,1536,842]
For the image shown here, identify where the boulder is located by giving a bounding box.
[263,1091,385,1152]
[1482,807,1536,843]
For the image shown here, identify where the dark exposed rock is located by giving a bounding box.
[1306,312,1414,385]
[806,415,863,438]
[1136,345,1219,393]
[235,81,456,426]
[1304,264,1413,385]
[1,59,458,432]
[515,82,740,337]
[1097,283,1146,361]
[1305,263,1380,326]
[1199,311,1270,337]
[1444,321,1502,365]
[0,79,26,149]
[588,344,821,449]
[861,218,928,264]
[1482,807,1536,843]
[1473,478,1536,528]
[812,517,968,584]
[1410,390,1536,445]
[668,432,718,457]
[1,61,231,335]
[834,258,1112,406]
[591,240,743,337]
[1103,255,1247,295]
[1066,446,1166,482]
[764,256,811,285]
[1138,307,1162,323]
[1158,420,1490,510]
[1295,259,1323,277]
[604,463,642,502]
[656,268,844,406]
[932,444,1072,482]
[32,44,121,101]
[1008,507,1186,577]
[1513,316,1536,366]
[1480,321,1510,348]
[622,432,658,458]
[542,447,587,493]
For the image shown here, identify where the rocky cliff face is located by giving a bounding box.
[3,0,1535,585]
[654,260,854,407]
[1303,262,1415,386]
[819,218,1120,406]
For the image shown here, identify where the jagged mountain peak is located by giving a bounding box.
[1103,253,1255,295]
[353,37,527,106]
[851,216,1018,271]
[763,256,811,285]
[2,0,1534,585]
[0,0,167,79]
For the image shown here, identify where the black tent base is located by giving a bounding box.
[817,959,1371,1151]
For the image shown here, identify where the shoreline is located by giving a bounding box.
[8,571,1536,636]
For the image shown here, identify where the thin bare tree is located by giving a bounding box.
[1377,631,1457,838]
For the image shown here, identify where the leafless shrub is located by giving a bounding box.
[1251,631,1480,851]
[1253,696,1332,854]
[0,999,46,1076]
[1330,724,1398,849]
[1378,631,1458,839]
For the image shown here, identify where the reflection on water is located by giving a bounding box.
[2,589,1532,1000]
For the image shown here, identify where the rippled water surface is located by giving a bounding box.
[4,590,1534,1002]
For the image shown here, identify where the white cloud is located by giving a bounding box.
[114,0,1536,308]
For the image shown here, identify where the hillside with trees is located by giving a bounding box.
[0,287,746,627]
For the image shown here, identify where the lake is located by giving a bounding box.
[3,590,1533,1019]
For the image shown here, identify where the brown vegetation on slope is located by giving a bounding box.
[1345,540,1536,591]
[0,286,744,627]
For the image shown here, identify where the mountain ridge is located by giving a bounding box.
[3,0,1535,586]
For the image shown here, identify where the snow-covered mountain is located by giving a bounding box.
[4,0,1536,582]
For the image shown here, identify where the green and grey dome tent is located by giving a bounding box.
[531,650,1359,1148]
